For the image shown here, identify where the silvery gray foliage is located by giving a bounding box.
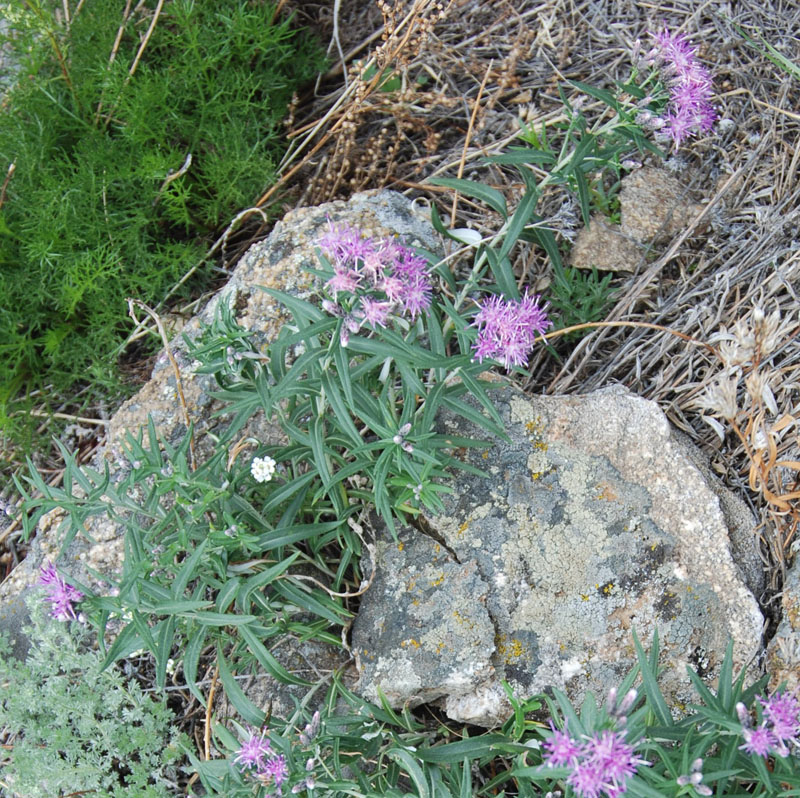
[0,595,185,797]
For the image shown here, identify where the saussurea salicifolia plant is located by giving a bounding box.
[14,215,555,767]
[0,593,185,797]
[428,26,717,337]
[188,220,551,537]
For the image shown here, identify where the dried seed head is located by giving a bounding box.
[694,373,740,420]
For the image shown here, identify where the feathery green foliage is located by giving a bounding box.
[0,0,324,450]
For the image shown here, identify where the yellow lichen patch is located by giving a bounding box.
[430,572,445,587]
[433,543,441,554]
[496,633,525,664]
[482,450,489,459]
[580,593,590,601]
[457,520,469,537]
[525,416,545,436]
[397,542,404,552]
[400,638,420,649]
[407,577,417,592]
[435,641,446,654]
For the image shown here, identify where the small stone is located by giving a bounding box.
[569,215,642,272]
[619,168,705,243]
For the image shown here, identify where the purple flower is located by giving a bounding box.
[543,723,582,767]
[358,297,393,328]
[568,758,605,798]
[325,267,361,298]
[585,730,639,788]
[760,691,800,746]
[234,729,272,771]
[39,562,83,621]
[470,290,552,370]
[317,222,375,267]
[316,226,433,325]
[260,754,289,788]
[398,273,432,319]
[647,27,716,149]
[543,723,646,798]
[739,724,776,757]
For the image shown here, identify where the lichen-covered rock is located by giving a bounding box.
[0,190,439,660]
[352,526,496,714]
[353,384,764,726]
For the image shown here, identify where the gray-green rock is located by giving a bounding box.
[353,384,764,726]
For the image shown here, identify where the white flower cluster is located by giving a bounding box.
[251,455,277,483]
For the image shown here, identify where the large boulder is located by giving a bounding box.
[352,385,764,726]
[0,189,439,663]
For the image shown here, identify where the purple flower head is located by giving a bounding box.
[543,723,582,767]
[259,754,289,788]
[39,562,83,621]
[585,729,640,788]
[545,721,646,798]
[398,273,432,319]
[358,296,393,328]
[647,27,716,149]
[317,222,376,267]
[740,724,776,758]
[470,290,552,370]
[325,267,361,299]
[234,729,272,771]
[568,758,605,798]
[760,691,800,746]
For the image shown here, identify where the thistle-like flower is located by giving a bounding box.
[316,222,433,329]
[647,28,716,148]
[470,290,552,370]
[39,562,84,621]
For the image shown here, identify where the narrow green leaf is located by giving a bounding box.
[216,578,241,614]
[416,735,511,763]
[498,186,540,262]
[258,286,324,324]
[99,621,144,671]
[632,628,672,726]
[573,167,591,228]
[239,624,313,686]
[569,80,619,109]
[238,551,300,611]
[486,148,556,166]
[428,177,507,218]
[172,537,208,598]
[484,247,518,299]
[216,645,265,726]
[154,615,177,691]
[273,579,348,626]
[387,748,430,798]
[189,611,258,626]
[146,599,213,614]
[320,370,362,448]
[183,626,208,704]
[310,415,332,486]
